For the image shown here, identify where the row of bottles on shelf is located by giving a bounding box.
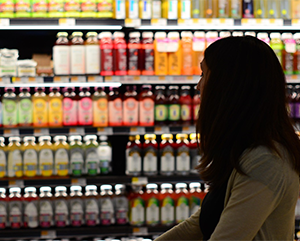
[0,182,206,229]
[125,134,200,176]
[0,134,112,178]
[0,84,200,127]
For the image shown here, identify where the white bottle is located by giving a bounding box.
[97,135,112,175]
[54,186,69,227]
[53,32,70,75]
[0,188,7,229]
[99,185,115,226]
[85,32,101,75]
[85,185,99,226]
[39,186,54,228]
[70,185,84,227]
[8,187,22,228]
[70,32,86,75]
[23,187,38,228]
[113,184,128,225]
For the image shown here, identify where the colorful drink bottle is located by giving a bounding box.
[123,85,139,126]
[85,185,99,226]
[178,0,191,19]
[78,87,93,126]
[139,85,154,126]
[100,32,114,76]
[174,183,189,223]
[93,87,108,127]
[168,32,182,75]
[70,186,84,227]
[53,32,70,75]
[0,138,6,178]
[129,185,145,226]
[39,186,54,228]
[22,136,38,177]
[159,183,175,225]
[38,136,54,177]
[54,186,69,227]
[113,184,129,225]
[168,86,181,126]
[84,135,100,176]
[53,136,69,177]
[155,86,168,125]
[7,137,22,178]
[141,32,154,75]
[70,32,85,75]
[9,187,23,229]
[126,135,142,176]
[99,185,115,226]
[230,0,241,18]
[205,0,217,17]
[181,31,193,75]
[108,87,123,126]
[145,183,160,226]
[242,0,254,18]
[189,182,203,215]
[189,133,201,174]
[33,87,48,127]
[2,87,17,128]
[23,187,39,228]
[69,135,84,177]
[192,31,205,75]
[294,33,300,75]
[270,32,283,65]
[0,188,7,229]
[193,85,200,123]
[85,32,100,75]
[49,87,63,127]
[218,0,229,17]
[160,134,175,175]
[18,87,32,127]
[128,32,141,75]
[282,32,296,75]
[113,32,127,76]
[175,134,190,175]
[154,32,168,75]
[63,87,78,126]
[180,86,192,126]
[143,134,158,175]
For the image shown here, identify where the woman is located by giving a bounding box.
[155,36,300,240]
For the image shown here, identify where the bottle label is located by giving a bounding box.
[55,200,69,227]
[0,202,7,229]
[141,0,151,18]
[176,145,190,172]
[128,0,138,18]
[130,197,145,226]
[93,98,108,127]
[70,45,85,74]
[123,97,138,126]
[78,97,93,125]
[39,148,54,176]
[9,202,22,228]
[161,197,174,225]
[193,103,200,121]
[100,197,114,225]
[101,47,113,75]
[18,98,32,125]
[53,45,70,75]
[152,0,161,18]
[143,46,154,75]
[146,197,159,225]
[128,43,140,74]
[55,148,69,176]
[63,98,78,126]
[33,98,48,126]
[143,147,157,173]
[190,196,200,215]
[180,0,191,19]
[86,149,99,175]
[7,150,22,177]
[97,0,113,17]
[81,0,96,14]
[181,104,192,121]
[155,104,168,121]
[23,149,38,177]
[98,145,112,174]
[24,202,38,228]
[85,45,100,74]
[161,146,175,173]
[85,198,99,226]
[169,104,180,121]
[40,200,53,228]
[190,148,201,173]
[70,199,84,226]
[176,196,189,223]
[115,0,125,18]
[115,46,127,75]
[3,99,17,126]
[113,196,128,224]
[168,0,178,19]
[193,38,206,51]
[284,53,294,74]
[126,148,142,174]
[285,40,296,53]
[0,150,6,178]
[49,97,63,126]
[108,99,123,126]
[70,150,84,176]
[139,98,154,125]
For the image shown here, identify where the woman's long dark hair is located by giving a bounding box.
[196,36,300,190]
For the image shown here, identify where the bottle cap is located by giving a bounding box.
[282,32,293,40]
[144,134,156,140]
[20,87,30,92]
[8,137,21,142]
[161,134,173,140]
[53,135,67,142]
[245,32,256,37]
[135,135,140,140]
[142,85,152,90]
[86,32,98,38]
[169,85,179,90]
[4,87,15,92]
[181,85,191,90]
[294,33,300,40]
[0,188,5,193]
[99,32,112,39]
[176,133,188,140]
[155,85,165,90]
[194,31,205,38]
[219,31,231,38]
[71,32,83,37]
[175,183,187,189]
[146,183,158,189]
[38,136,51,142]
[100,135,108,141]
[129,32,141,38]
[115,184,125,190]
[100,184,112,191]
[257,32,269,40]
[206,31,218,38]
[86,185,97,191]
[142,32,154,38]
[35,87,45,92]
[40,186,51,192]
[64,87,75,92]
[189,182,201,189]
[79,86,90,91]
[50,87,60,92]
[70,185,82,192]
[155,32,167,39]
[113,31,125,38]
[168,32,180,39]
[9,187,21,193]
[189,133,199,140]
[161,183,172,189]
[55,186,67,192]
[23,136,36,142]
[232,31,243,37]
[181,31,193,38]
[57,32,68,38]
[69,135,82,141]
[84,135,97,141]
[24,187,36,193]
[270,32,281,39]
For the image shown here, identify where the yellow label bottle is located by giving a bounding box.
[54,136,69,176]
[38,136,54,177]
[49,87,63,127]
[7,137,23,178]
[181,31,193,75]
[154,32,168,75]
[292,0,300,18]
[93,87,108,127]
[254,0,267,18]
[167,32,182,75]
[22,136,38,177]
[0,137,7,178]
[33,87,48,127]
[178,0,191,19]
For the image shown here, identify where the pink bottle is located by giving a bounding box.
[113,32,127,76]
[78,87,93,126]
[63,87,79,126]
[100,32,114,76]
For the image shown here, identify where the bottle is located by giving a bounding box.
[85,32,100,75]
[159,183,175,226]
[93,87,108,127]
[113,184,129,225]
[139,85,154,126]
[294,85,300,121]
[97,135,112,174]
[84,135,100,176]
[48,87,63,127]
[100,32,114,76]
[181,31,193,75]
[270,32,283,66]
[188,182,202,215]
[7,137,22,178]
[99,185,115,225]
[191,0,205,17]
[254,0,266,18]
[294,33,300,75]
[206,31,219,48]
[39,186,54,228]
[155,86,168,126]
[143,134,158,176]
[168,86,181,126]
[219,31,231,39]
[174,183,189,223]
[160,134,175,175]
[78,87,93,126]
[69,135,84,177]
[292,0,300,18]
[23,187,39,228]
[70,32,85,75]
[152,0,161,18]
[85,185,99,226]
[113,0,126,18]
[189,133,201,174]
[129,185,145,226]
[139,0,152,18]
[53,32,70,75]
[2,87,18,128]
[123,85,139,126]
[113,32,127,76]
[242,0,254,18]
[126,0,139,18]
[22,136,38,177]
[193,85,200,123]
[128,32,141,75]
[18,87,32,126]
[266,0,279,18]
[53,135,69,176]
[0,188,7,229]
[280,0,291,19]
[175,134,190,175]
[38,136,54,177]
[192,31,205,76]
[245,31,256,37]
[180,86,192,126]
[63,87,78,126]
[162,0,178,19]
[204,0,217,17]
[218,0,229,17]
[54,186,69,227]
[8,187,22,229]
[282,32,296,75]
[287,85,296,118]
[145,183,160,226]
[126,135,142,176]
[168,32,182,75]
[154,32,168,75]
[0,138,6,178]
[230,0,241,18]
[32,87,48,127]
[232,31,244,37]
[178,0,191,19]
[257,32,269,45]
[70,186,84,227]
[141,32,154,75]
[108,87,123,126]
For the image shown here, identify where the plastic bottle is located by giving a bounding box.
[113,0,126,18]
[2,87,17,128]
[85,32,100,75]
[292,0,300,18]
[232,31,244,37]
[188,182,202,215]
[189,133,201,174]
[145,183,160,226]
[23,187,39,228]
[128,32,141,75]
[129,185,145,226]
[191,0,204,17]
[69,135,84,177]
[219,31,231,39]
[113,32,127,76]
[141,32,154,75]
[175,134,190,175]
[0,138,5,178]
[78,87,93,126]
[22,136,38,177]
[8,187,22,229]
[108,87,123,126]
[168,32,182,75]
[174,183,189,223]
[0,188,7,229]
[160,134,175,175]
[126,0,139,18]
[154,86,168,125]
[168,86,181,126]
[123,85,139,126]
[206,31,219,48]
[54,186,69,227]
[7,137,22,178]
[162,0,178,18]
[70,185,84,227]
[218,0,229,17]
[280,0,291,19]
[294,33,300,75]
[84,135,100,176]
[154,32,168,75]
[180,86,192,126]
[70,32,85,75]
[178,0,191,19]
[53,135,69,176]
[230,0,241,18]
[32,87,48,127]
[126,135,142,176]
[266,0,279,18]
[152,0,161,18]
[63,87,78,126]
[181,31,193,75]
[85,185,99,226]
[254,0,266,18]
[99,185,115,225]
[93,87,108,127]
[39,186,54,228]
[48,87,63,127]
[242,0,254,18]
[257,32,269,45]
[139,85,154,126]
[97,135,112,174]
[204,0,217,17]
[113,184,129,225]
[282,32,296,75]
[143,134,158,176]
[53,32,70,75]
[139,0,152,18]
[38,136,54,177]
[193,85,200,123]
[192,31,205,76]
[18,87,32,127]
[159,183,175,226]
[270,32,283,66]
[99,32,114,76]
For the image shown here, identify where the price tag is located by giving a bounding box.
[130,127,145,135]
[4,129,19,137]
[132,227,148,236]
[34,128,50,136]
[154,126,169,134]
[241,18,257,26]
[35,77,44,83]
[206,18,213,24]
[182,126,196,134]
[71,76,86,83]
[125,18,141,27]
[97,127,113,135]
[218,18,234,26]
[88,76,103,82]
[41,230,56,239]
[69,127,85,135]
[59,18,76,26]
[177,19,192,25]
[131,177,148,185]
[71,178,87,186]
[12,77,21,83]
[105,76,113,82]
[292,19,300,26]
[54,76,69,83]
[8,180,24,187]
[0,77,10,84]
[262,18,283,26]
[158,76,166,80]
[0,18,10,26]
[151,18,167,26]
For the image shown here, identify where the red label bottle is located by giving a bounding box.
[123,86,138,126]
[78,87,93,126]
[139,85,154,126]
[193,86,200,124]
[113,31,127,76]
[141,32,154,75]
[180,86,192,126]
[100,32,114,76]
[128,32,141,75]
[108,87,123,126]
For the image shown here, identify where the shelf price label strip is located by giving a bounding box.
[34,128,50,136]
[97,127,113,135]
[3,129,20,137]
[133,227,149,236]
[58,18,76,26]
[8,180,24,188]
[71,178,87,186]
[41,230,56,239]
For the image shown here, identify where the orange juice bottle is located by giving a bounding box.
[128,32,141,75]
[48,87,63,127]
[167,32,182,75]
[154,32,168,75]
[192,31,205,75]
[33,87,48,127]
[181,31,193,76]
[292,0,300,18]
[92,87,108,127]
[205,0,217,17]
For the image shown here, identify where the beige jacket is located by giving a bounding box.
[155,145,300,241]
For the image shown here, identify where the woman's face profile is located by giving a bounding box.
[197,60,209,99]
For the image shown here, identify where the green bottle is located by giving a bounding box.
[69,135,84,176]
[3,87,18,127]
[84,135,99,176]
[18,87,32,126]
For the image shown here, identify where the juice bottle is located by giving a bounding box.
[282,32,296,75]
[162,0,178,19]
[97,135,112,174]
[204,0,217,17]
[100,32,114,76]
[180,86,192,126]
[219,31,231,38]
[181,31,193,75]
[230,0,241,18]
[32,87,48,127]
[113,0,126,18]
[139,85,154,126]
[175,134,190,175]
[0,94,2,127]
[93,87,108,127]
[123,85,139,126]
[270,32,283,66]
[154,86,168,125]
[22,136,38,177]
[113,32,127,76]
[78,87,93,126]
[206,31,219,48]
[167,32,182,75]
[152,0,161,18]
[193,85,200,123]
[254,0,266,18]
[294,33,300,75]
[218,0,229,17]
[126,0,139,18]
[53,135,69,176]
[39,186,54,228]
[7,137,22,178]
[188,182,202,215]
[23,187,39,228]
[232,31,244,37]
[126,135,142,176]
[189,133,201,174]
[113,184,129,225]
[168,86,181,126]
[8,187,22,229]
[159,183,175,226]
[174,183,189,223]
[38,136,54,177]
[70,185,84,227]
[85,185,99,226]
[54,186,69,227]
[266,0,279,18]
[70,32,85,75]
[192,31,205,76]
[0,0,15,18]
[257,32,269,45]
[139,0,152,18]
[292,0,300,18]
[65,0,80,17]
[154,32,168,76]
[69,135,84,177]
[242,0,254,17]
[0,137,6,178]
[178,0,191,19]
[128,32,141,76]
[84,135,100,176]
[129,185,145,226]
[2,87,17,128]
[143,134,158,176]
[145,183,160,226]
[53,32,70,75]
[141,32,154,75]
[85,32,100,75]
[245,31,256,37]
[192,0,205,17]
[63,87,78,126]
[48,87,63,127]
[280,0,291,19]
[18,87,32,127]
[80,0,97,17]
[99,184,115,225]
[108,87,123,126]
[160,134,175,175]
[97,0,113,17]
[0,188,7,229]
